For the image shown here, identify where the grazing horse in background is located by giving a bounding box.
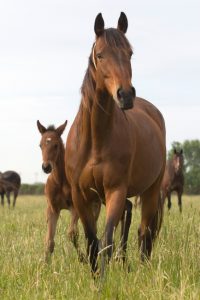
[37,120,88,261]
[161,148,184,212]
[65,12,166,273]
[0,171,21,207]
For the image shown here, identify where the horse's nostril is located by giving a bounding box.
[117,88,123,99]
[42,163,52,174]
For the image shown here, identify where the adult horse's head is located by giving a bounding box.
[92,12,136,110]
[173,148,184,175]
[37,120,67,174]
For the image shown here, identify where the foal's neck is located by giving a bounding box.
[52,144,66,186]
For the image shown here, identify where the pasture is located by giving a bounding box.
[0,195,200,299]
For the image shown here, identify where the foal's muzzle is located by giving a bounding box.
[42,163,52,174]
[117,87,136,110]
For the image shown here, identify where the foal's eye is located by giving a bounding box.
[96,53,103,60]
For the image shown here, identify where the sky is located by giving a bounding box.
[0,0,200,183]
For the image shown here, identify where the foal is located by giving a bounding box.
[37,120,83,260]
[161,148,184,212]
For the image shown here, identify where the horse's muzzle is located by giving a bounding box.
[42,163,52,174]
[117,87,136,110]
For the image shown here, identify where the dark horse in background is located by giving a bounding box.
[0,171,21,207]
[65,12,166,274]
[161,149,184,212]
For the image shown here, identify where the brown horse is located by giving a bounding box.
[65,12,166,273]
[161,148,184,212]
[37,120,86,261]
[0,171,21,207]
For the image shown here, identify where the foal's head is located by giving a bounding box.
[91,12,136,110]
[173,148,184,175]
[37,120,67,174]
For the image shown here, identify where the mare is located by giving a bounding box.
[37,120,87,261]
[65,12,166,273]
[161,148,184,212]
[0,171,21,207]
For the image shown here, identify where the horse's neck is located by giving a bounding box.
[91,91,114,151]
[78,91,114,153]
[52,146,66,186]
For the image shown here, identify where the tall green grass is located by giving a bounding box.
[0,195,200,299]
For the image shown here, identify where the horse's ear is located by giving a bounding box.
[56,120,68,137]
[173,148,177,154]
[94,13,104,37]
[37,120,47,134]
[117,12,128,34]
[180,149,183,154]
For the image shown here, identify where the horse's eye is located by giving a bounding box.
[96,53,103,60]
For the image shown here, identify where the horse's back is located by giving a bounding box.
[2,171,21,188]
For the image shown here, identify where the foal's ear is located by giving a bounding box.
[37,120,47,134]
[56,120,68,137]
[173,148,177,154]
[117,12,128,34]
[180,149,183,154]
[94,13,105,37]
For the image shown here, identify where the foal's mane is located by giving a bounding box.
[47,125,56,131]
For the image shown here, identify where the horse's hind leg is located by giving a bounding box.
[119,199,132,263]
[177,190,182,213]
[167,192,172,210]
[6,192,11,208]
[1,194,4,206]
[45,205,60,262]
[138,178,163,261]
[13,191,18,208]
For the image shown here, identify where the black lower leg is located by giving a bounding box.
[120,199,132,262]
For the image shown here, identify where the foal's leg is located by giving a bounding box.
[72,188,99,273]
[138,178,163,261]
[119,199,132,263]
[45,205,60,261]
[177,190,182,213]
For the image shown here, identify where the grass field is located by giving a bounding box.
[0,195,200,300]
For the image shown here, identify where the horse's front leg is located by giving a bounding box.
[119,199,132,263]
[67,206,86,262]
[100,187,127,275]
[45,205,60,262]
[72,187,99,274]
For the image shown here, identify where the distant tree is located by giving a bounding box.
[167,140,200,194]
